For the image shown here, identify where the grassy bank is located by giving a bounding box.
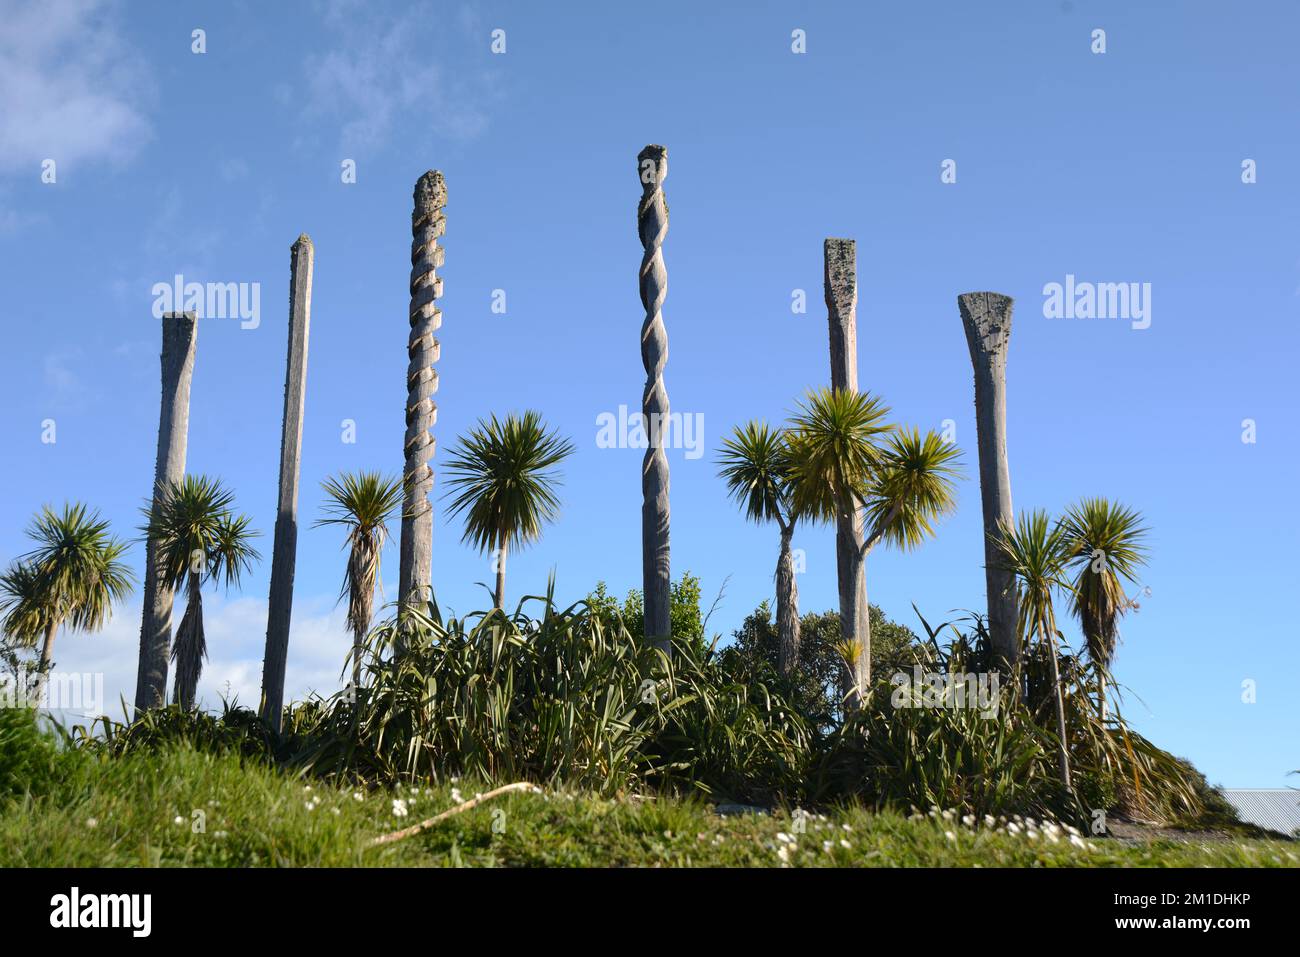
[2,746,1293,868]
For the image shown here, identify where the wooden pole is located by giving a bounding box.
[958,291,1019,671]
[637,145,671,652]
[399,171,444,621]
[260,234,314,730]
[133,311,197,713]
[824,239,871,704]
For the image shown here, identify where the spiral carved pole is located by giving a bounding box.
[637,145,671,653]
[399,171,445,620]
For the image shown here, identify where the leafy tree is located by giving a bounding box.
[443,411,575,609]
[1060,498,1149,720]
[786,387,961,706]
[142,476,259,711]
[0,504,133,705]
[717,421,803,677]
[718,602,918,730]
[315,471,404,691]
[994,509,1076,792]
[587,572,712,661]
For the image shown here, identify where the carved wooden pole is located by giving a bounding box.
[133,311,197,713]
[825,239,870,704]
[638,145,671,652]
[399,171,444,621]
[260,234,313,731]
[958,292,1020,671]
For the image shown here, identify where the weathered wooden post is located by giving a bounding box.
[399,171,444,620]
[260,234,313,731]
[133,311,197,713]
[958,291,1020,671]
[824,238,870,703]
[637,145,671,653]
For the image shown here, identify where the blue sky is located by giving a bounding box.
[1,0,1296,787]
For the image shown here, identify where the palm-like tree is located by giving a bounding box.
[787,389,961,707]
[315,471,404,691]
[0,504,133,705]
[994,509,1076,791]
[142,476,259,711]
[1061,498,1149,720]
[443,411,575,609]
[718,422,802,677]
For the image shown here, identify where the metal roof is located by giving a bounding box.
[1220,789,1300,837]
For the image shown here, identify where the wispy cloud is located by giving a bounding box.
[302,0,500,158]
[0,0,152,177]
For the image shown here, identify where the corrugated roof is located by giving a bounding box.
[1220,789,1300,836]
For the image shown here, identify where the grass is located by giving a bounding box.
[2,745,1295,868]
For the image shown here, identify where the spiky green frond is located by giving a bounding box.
[864,428,963,551]
[442,411,575,555]
[1061,497,1150,668]
[316,471,404,640]
[316,471,405,538]
[785,387,893,522]
[2,502,134,639]
[142,475,260,592]
[0,561,55,646]
[993,509,1078,647]
[716,421,793,526]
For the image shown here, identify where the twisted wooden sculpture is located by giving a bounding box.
[637,145,671,651]
[399,171,445,615]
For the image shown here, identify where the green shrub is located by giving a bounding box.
[0,708,81,802]
[75,700,279,763]
[815,684,1067,818]
[284,583,809,802]
[56,587,1219,826]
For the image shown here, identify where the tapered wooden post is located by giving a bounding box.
[825,239,870,703]
[958,291,1020,670]
[638,145,671,652]
[133,311,197,713]
[260,234,313,731]
[399,171,444,620]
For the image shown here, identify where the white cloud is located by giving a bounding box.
[33,593,352,724]
[302,1,497,157]
[0,0,152,176]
